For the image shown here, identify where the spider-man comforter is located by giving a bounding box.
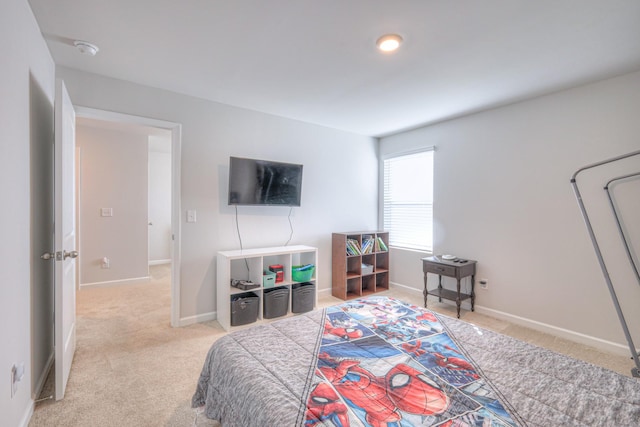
[305,297,520,426]
[192,296,640,426]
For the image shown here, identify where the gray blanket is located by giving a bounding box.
[192,300,640,426]
[192,310,323,425]
[440,316,640,426]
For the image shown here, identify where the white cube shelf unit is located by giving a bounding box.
[216,245,318,331]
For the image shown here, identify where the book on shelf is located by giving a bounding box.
[361,235,374,254]
[346,238,361,256]
[376,237,388,252]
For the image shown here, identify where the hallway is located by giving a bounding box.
[31,265,222,426]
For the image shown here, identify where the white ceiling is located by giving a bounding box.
[28,0,640,137]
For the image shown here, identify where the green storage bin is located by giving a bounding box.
[292,264,315,282]
[263,270,276,288]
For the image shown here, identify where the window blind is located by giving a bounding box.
[383,149,434,252]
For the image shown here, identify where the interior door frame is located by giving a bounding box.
[74,106,182,327]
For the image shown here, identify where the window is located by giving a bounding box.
[382,149,434,252]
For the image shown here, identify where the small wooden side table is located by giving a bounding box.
[422,256,477,318]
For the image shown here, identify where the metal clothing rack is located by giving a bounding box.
[605,172,640,288]
[571,149,640,378]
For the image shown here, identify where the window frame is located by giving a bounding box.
[380,147,435,253]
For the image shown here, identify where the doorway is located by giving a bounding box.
[74,107,182,327]
[29,74,55,399]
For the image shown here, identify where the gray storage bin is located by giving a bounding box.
[263,286,289,319]
[361,263,374,275]
[230,292,259,326]
[292,282,315,313]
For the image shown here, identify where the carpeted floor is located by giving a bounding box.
[30,265,222,426]
[30,264,634,426]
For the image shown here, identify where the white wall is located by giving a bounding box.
[0,0,55,425]
[58,66,379,322]
[148,134,172,263]
[380,70,640,355]
[76,124,149,285]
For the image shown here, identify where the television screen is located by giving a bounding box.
[228,157,303,206]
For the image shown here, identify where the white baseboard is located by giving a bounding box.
[474,305,634,358]
[20,400,34,427]
[149,259,171,266]
[389,282,423,295]
[80,276,150,288]
[389,282,633,358]
[178,311,216,327]
[317,287,331,296]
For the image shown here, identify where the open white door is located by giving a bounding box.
[54,79,77,400]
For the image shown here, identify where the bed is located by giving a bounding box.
[192,296,640,426]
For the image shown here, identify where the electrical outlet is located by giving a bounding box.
[101,257,110,269]
[11,363,24,398]
[479,279,488,290]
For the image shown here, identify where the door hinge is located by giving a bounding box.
[43,250,79,261]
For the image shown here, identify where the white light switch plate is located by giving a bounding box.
[187,210,197,223]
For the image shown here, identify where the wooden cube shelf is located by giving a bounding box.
[332,231,389,300]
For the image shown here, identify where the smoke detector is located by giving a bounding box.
[73,40,99,56]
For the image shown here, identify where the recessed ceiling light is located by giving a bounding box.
[376,34,403,53]
[73,40,99,56]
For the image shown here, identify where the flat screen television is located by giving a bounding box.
[228,157,303,206]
